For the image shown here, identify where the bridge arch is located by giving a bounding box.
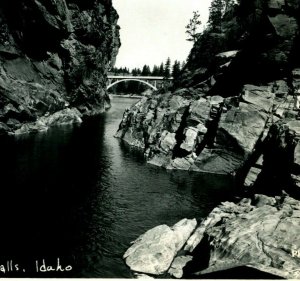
[106,78,157,91]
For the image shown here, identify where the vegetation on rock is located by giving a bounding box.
[185,10,202,42]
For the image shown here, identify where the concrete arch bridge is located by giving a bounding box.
[107,75,173,91]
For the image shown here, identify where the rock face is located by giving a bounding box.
[123,218,197,276]
[189,194,300,279]
[116,0,300,177]
[0,0,120,135]
[121,1,300,278]
[124,194,300,279]
[116,79,296,175]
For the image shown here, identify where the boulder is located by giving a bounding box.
[14,120,48,135]
[193,195,300,279]
[42,108,82,126]
[124,218,197,275]
[14,108,82,134]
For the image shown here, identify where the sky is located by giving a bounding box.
[112,0,212,70]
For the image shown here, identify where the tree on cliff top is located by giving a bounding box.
[172,60,181,80]
[159,63,164,76]
[185,11,202,42]
[208,0,236,31]
[152,65,160,76]
[208,0,224,31]
[164,57,171,78]
[141,65,151,76]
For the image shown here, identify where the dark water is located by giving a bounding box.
[0,97,235,278]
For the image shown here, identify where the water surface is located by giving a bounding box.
[0,97,234,277]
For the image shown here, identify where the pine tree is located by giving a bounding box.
[152,65,160,76]
[185,11,202,42]
[141,65,151,76]
[181,61,186,70]
[132,68,138,76]
[208,0,224,32]
[224,0,235,14]
[159,63,164,76]
[164,57,171,78]
[172,60,181,80]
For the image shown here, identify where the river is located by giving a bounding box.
[0,97,234,277]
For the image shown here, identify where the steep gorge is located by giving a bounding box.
[116,0,300,192]
[0,0,120,135]
[120,1,300,278]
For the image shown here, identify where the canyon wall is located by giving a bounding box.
[116,0,300,190]
[0,0,120,135]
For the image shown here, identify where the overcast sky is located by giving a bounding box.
[112,0,212,70]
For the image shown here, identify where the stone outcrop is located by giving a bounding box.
[180,0,300,91]
[0,0,120,135]
[116,0,300,178]
[124,194,300,279]
[190,194,300,279]
[122,1,300,278]
[14,107,83,134]
[123,218,197,276]
[116,78,298,176]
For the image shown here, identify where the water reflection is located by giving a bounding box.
[0,97,234,277]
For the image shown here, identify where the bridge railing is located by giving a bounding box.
[107,75,173,80]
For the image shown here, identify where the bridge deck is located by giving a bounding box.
[107,75,173,80]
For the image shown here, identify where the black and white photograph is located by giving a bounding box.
[0,0,300,278]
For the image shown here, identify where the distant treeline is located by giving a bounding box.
[110,57,185,80]
[109,58,185,95]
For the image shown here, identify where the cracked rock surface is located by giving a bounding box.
[123,218,197,276]
[192,194,300,279]
[0,0,120,135]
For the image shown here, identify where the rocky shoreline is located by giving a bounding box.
[0,0,120,135]
[116,0,300,180]
[124,193,300,279]
[120,0,300,278]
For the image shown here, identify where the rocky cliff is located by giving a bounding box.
[121,1,300,278]
[123,194,300,279]
[190,193,300,279]
[0,0,120,135]
[116,0,300,187]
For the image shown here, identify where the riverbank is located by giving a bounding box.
[120,0,300,278]
[0,0,120,136]
[0,97,236,277]
[124,193,300,279]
